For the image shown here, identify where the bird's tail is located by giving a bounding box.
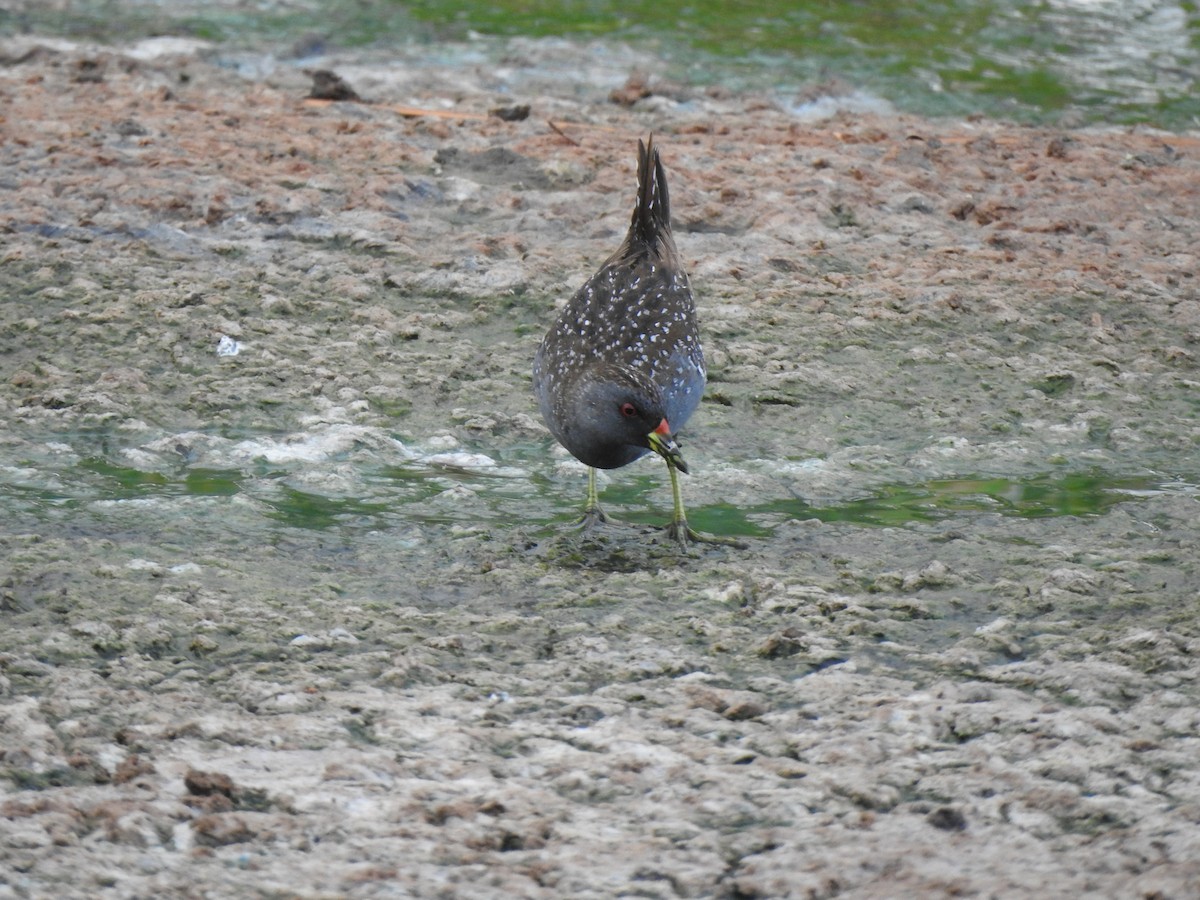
[626,136,675,258]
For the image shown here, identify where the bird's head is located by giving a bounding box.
[560,363,689,473]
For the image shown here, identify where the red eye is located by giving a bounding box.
[620,402,638,418]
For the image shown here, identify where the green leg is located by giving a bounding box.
[663,460,746,548]
[577,467,615,531]
[665,458,689,540]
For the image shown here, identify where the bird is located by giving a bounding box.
[533,136,733,546]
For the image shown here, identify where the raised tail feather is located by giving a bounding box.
[626,136,675,259]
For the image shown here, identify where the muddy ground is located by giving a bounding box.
[1,34,1199,899]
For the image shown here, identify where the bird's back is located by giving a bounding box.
[534,138,706,436]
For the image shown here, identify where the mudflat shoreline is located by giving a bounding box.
[2,34,1198,898]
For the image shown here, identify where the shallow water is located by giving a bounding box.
[5,0,1197,127]
[4,430,1193,541]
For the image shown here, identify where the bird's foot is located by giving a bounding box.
[665,519,748,549]
[575,504,620,533]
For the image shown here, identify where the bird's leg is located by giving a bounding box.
[576,466,616,531]
[662,458,746,548]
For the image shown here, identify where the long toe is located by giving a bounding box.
[576,504,615,532]
[665,518,748,549]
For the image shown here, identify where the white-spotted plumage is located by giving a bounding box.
[533,138,705,471]
[533,137,730,546]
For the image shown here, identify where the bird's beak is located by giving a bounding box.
[647,419,689,474]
